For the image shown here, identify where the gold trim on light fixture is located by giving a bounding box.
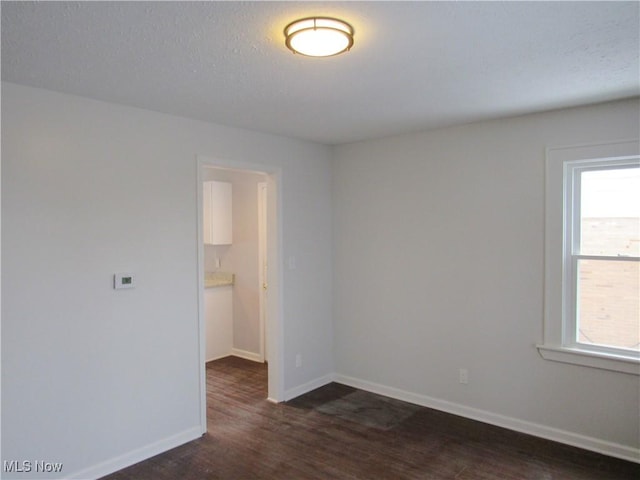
[284,17,354,57]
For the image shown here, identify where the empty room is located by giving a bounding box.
[1,2,639,479]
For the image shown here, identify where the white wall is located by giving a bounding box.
[203,168,265,357]
[3,80,636,478]
[1,82,333,479]
[332,98,640,456]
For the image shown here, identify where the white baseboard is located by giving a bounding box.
[64,372,639,479]
[205,350,263,364]
[231,348,263,363]
[334,373,640,464]
[206,352,232,363]
[283,373,334,401]
[68,426,203,479]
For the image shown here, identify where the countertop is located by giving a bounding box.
[205,271,234,288]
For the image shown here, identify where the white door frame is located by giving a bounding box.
[196,155,284,434]
[257,182,268,364]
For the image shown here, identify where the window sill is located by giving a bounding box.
[537,345,639,375]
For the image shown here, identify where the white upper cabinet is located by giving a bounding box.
[203,181,232,245]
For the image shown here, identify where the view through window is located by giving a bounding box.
[576,167,639,351]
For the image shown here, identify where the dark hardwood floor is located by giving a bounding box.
[103,357,639,479]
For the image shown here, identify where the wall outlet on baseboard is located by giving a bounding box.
[295,353,302,368]
[459,368,469,385]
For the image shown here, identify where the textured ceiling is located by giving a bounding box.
[2,1,639,145]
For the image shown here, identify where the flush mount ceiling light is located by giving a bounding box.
[284,17,354,57]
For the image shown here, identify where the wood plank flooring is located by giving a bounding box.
[102,357,640,479]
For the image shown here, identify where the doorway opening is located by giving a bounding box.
[196,156,283,433]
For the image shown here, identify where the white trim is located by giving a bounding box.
[258,181,268,364]
[67,426,202,480]
[334,374,640,464]
[543,139,640,374]
[231,348,264,363]
[537,345,639,375]
[283,373,334,401]
[206,353,233,363]
[196,160,207,434]
[266,171,285,402]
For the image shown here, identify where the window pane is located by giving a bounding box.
[580,167,640,257]
[576,259,639,351]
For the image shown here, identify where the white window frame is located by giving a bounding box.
[539,139,640,375]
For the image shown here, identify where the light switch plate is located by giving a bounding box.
[114,273,135,289]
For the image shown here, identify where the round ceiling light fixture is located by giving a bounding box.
[284,17,354,57]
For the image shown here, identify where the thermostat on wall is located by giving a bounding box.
[114,273,135,289]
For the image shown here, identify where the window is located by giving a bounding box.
[540,140,640,374]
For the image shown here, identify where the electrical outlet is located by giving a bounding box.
[459,368,469,385]
[114,273,135,290]
[295,354,302,368]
